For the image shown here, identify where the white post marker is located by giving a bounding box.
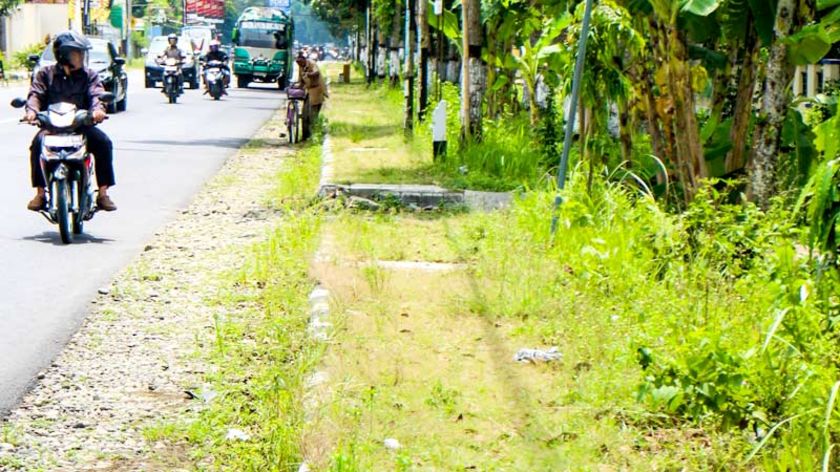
[432,100,447,161]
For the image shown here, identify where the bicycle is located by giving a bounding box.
[286,85,307,144]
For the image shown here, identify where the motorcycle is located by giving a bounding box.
[11,93,115,244]
[203,60,226,100]
[158,57,183,104]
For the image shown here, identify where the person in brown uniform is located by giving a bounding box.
[295,52,327,119]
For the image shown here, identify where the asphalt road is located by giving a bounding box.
[0,71,286,414]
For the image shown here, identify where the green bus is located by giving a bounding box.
[231,7,294,89]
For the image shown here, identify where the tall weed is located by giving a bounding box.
[449,170,840,467]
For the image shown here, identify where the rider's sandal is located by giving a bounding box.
[26,195,46,212]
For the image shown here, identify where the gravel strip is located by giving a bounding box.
[0,112,291,471]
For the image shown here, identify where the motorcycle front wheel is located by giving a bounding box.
[73,181,85,235]
[55,179,73,244]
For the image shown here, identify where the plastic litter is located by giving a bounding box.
[384,438,401,450]
[225,428,251,441]
[514,347,562,363]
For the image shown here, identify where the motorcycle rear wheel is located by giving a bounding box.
[56,180,72,244]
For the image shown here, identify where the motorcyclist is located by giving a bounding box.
[201,39,230,93]
[157,34,185,94]
[24,30,116,212]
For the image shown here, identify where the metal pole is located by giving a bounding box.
[550,0,594,238]
[83,0,91,34]
[126,0,132,57]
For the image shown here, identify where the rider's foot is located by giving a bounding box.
[96,194,117,212]
[27,194,46,211]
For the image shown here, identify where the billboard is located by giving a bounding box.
[268,0,291,14]
[185,0,225,23]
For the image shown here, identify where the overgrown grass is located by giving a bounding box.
[323,64,548,191]
[144,130,324,470]
[309,162,840,468]
[447,174,840,468]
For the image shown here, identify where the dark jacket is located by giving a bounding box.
[203,50,228,63]
[26,65,106,114]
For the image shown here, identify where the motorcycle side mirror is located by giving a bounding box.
[27,54,40,64]
[114,57,126,66]
[10,98,27,109]
[99,92,115,103]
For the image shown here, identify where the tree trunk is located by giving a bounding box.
[526,77,539,126]
[664,25,706,201]
[404,0,415,131]
[618,100,633,166]
[725,24,759,174]
[417,0,430,119]
[377,27,387,80]
[389,3,402,87]
[749,0,811,208]
[366,3,375,85]
[460,0,483,142]
[640,71,667,183]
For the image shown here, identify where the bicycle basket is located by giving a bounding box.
[287,87,307,100]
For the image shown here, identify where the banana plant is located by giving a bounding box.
[507,15,570,125]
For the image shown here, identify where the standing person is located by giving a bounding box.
[295,52,326,118]
[24,30,117,212]
[295,52,327,139]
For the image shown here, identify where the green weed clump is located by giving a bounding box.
[146,136,324,470]
[423,82,548,191]
[449,173,840,467]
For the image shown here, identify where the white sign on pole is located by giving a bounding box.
[432,100,447,142]
[433,0,443,16]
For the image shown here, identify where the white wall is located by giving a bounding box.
[2,3,69,58]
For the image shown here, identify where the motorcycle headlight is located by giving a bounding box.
[42,145,85,161]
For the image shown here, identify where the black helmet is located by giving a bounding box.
[53,30,91,66]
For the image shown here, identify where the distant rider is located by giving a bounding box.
[24,30,116,212]
[158,34,185,93]
[202,39,230,93]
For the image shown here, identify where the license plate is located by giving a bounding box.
[44,135,83,147]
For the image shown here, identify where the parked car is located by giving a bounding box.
[31,38,128,113]
[144,36,200,89]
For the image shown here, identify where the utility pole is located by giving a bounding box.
[460,0,470,142]
[126,0,133,57]
[82,0,91,34]
[550,0,594,238]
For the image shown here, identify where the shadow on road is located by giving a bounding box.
[22,231,115,246]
